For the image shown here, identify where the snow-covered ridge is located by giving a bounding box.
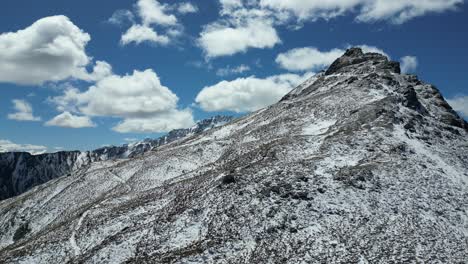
[0,48,467,263]
[0,115,233,201]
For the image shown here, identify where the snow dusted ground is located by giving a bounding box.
[0,48,467,263]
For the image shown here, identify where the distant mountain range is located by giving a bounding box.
[0,115,233,200]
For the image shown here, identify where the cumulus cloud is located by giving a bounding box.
[276,45,389,72]
[137,0,178,26]
[0,15,102,85]
[199,19,280,57]
[259,0,463,24]
[7,99,41,121]
[113,109,194,133]
[200,0,446,58]
[216,64,251,76]
[45,111,96,128]
[355,0,463,24]
[195,72,314,112]
[447,96,468,118]
[400,56,418,73]
[121,24,170,45]
[259,0,359,21]
[197,0,461,57]
[276,47,344,72]
[50,69,194,133]
[177,2,198,14]
[69,70,178,117]
[108,9,135,26]
[197,0,284,58]
[0,139,47,155]
[74,60,113,82]
[356,44,389,58]
[117,0,198,46]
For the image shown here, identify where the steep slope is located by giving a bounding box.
[0,116,233,201]
[0,48,467,263]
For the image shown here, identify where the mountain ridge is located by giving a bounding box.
[0,48,467,263]
[0,115,233,201]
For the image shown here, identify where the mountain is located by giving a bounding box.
[1,48,467,263]
[0,115,233,201]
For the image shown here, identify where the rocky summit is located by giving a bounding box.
[0,48,467,263]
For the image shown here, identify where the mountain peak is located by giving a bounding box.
[343,47,365,57]
[325,47,400,75]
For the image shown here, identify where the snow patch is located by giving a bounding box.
[302,120,336,136]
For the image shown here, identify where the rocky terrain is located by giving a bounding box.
[0,115,233,201]
[0,48,467,263]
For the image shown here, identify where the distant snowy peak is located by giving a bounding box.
[0,115,234,200]
[124,115,234,158]
[89,115,234,159]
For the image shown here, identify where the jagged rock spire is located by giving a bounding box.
[325,47,401,75]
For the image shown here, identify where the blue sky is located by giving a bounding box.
[0,0,467,153]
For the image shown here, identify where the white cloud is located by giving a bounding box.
[216,64,251,76]
[45,112,96,128]
[0,15,98,85]
[356,44,389,58]
[89,61,113,81]
[197,0,283,58]
[197,0,461,57]
[259,0,360,21]
[356,0,463,24]
[199,19,280,57]
[72,70,179,117]
[0,139,47,155]
[121,24,170,45]
[137,0,178,26]
[108,9,135,26]
[220,0,243,12]
[400,56,418,73]
[447,96,468,118]
[7,99,41,121]
[276,47,344,72]
[195,72,314,112]
[178,3,198,14]
[116,0,196,46]
[200,0,441,58]
[113,109,194,133]
[276,45,389,72]
[259,0,463,24]
[74,60,113,82]
[50,69,194,133]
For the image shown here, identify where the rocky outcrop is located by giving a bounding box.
[325,47,401,75]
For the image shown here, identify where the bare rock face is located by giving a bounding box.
[325,47,401,75]
[0,48,467,263]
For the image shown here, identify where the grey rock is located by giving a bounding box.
[325,47,401,75]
